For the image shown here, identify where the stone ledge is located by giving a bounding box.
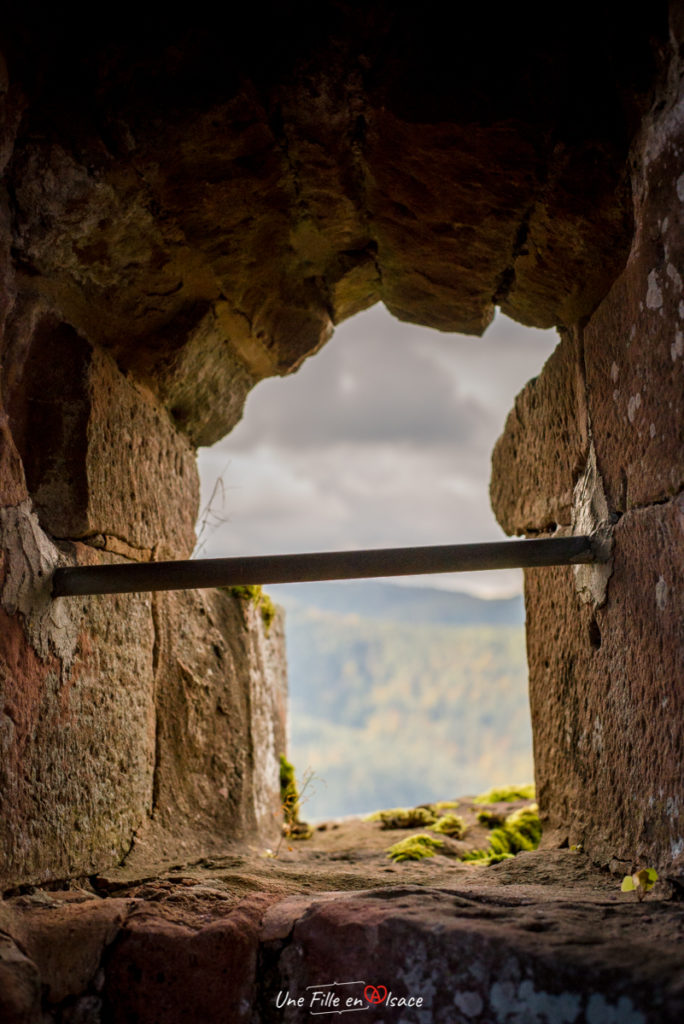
[1,847,682,1023]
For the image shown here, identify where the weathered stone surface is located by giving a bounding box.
[0,0,680,903]
[0,506,287,887]
[0,412,26,508]
[583,79,684,512]
[490,328,589,534]
[0,525,157,889]
[257,880,684,1024]
[491,20,683,875]
[127,587,287,866]
[501,141,635,330]
[103,894,272,1024]
[525,496,684,872]
[2,846,683,1024]
[0,932,41,1024]
[13,896,130,1005]
[0,7,662,452]
[6,314,198,558]
[0,280,283,888]
[146,303,258,447]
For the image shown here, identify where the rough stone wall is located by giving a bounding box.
[491,22,684,874]
[0,312,287,890]
[1,6,660,441]
[0,4,678,890]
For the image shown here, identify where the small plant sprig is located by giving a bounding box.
[621,867,658,901]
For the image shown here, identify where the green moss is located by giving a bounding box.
[226,584,277,633]
[386,833,444,862]
[279,754,299,826]
[278,754,313,840]
[258,591,277,631]
[228,584,262,602]
[366,801,458,827]
[474,783,535,804]
[432,813,466,838]
[364,807,406,822]
[461,848,514,865]
[462,805,541,865]
[376,807,437,830]
[476,809,506,829]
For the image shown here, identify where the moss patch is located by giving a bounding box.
[432,813,466,838]
[474,783,535,804]
[476,809,506,829]
[278,755,313,841]
[372,807,438,830]
[226,584,277,632]
[365,801,458,826]
[279,754,299,826]
[462,805,541,865]
[386,833,444,862]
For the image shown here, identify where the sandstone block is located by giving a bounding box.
[525,494,684,871]
[257,885,684,1023]
[491,53,684,876]
[15,897,130,1005]
[1,509,288,887]
[103,894,271,1024]
[0,933,41,1024]
[584,99,684,511]
[5,10,653,405]
[0,529,157,889]
[490,328,589,535]
[7,317,198,558]
[131,586,287,865]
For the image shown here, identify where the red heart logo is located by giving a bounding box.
[364,985,388,1005]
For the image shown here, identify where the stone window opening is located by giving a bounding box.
[194,304,557,823]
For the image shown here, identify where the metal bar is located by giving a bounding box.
[52,536,596,597]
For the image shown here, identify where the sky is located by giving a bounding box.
[196,304,557,597]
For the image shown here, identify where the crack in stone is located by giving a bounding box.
[492,204,535,306]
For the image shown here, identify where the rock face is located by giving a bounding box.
[141,587,288,864]
[0,849,683,1023]
[2,7,664,437]
[491,22,684,874]
[0,1,681,892]
[0,314,287,888]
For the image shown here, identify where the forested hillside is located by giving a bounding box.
[270,583,533,820]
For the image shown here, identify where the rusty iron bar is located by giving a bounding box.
[52,536,597,598]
